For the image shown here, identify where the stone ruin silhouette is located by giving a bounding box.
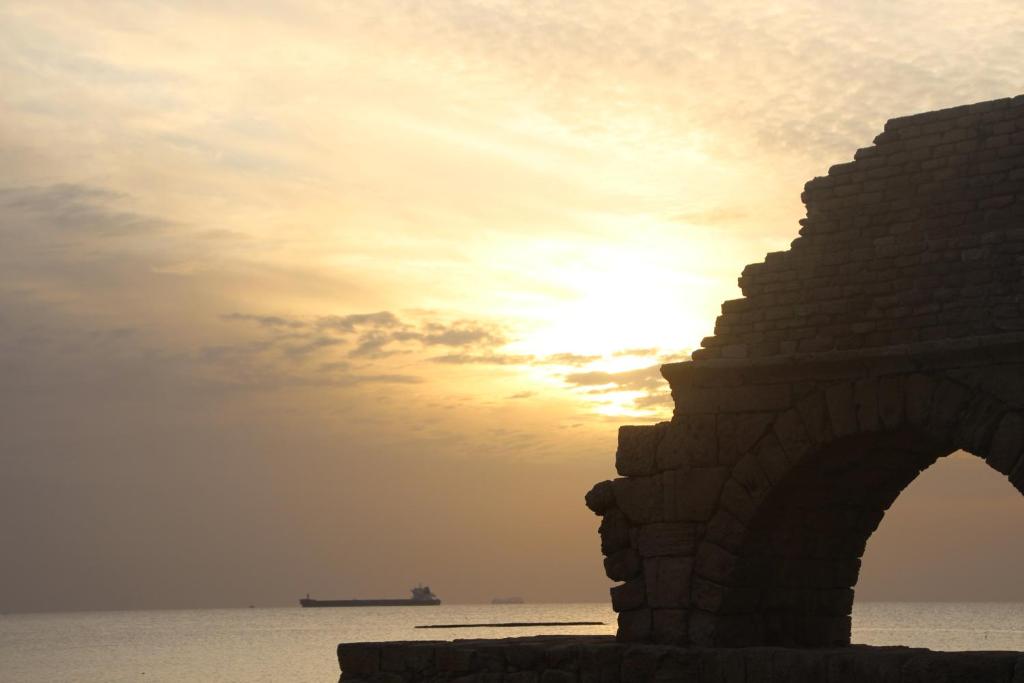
[586,94,1024,648]
[338,95,1024,682]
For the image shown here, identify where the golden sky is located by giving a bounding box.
[3,1,1024,610]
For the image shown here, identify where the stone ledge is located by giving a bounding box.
[663,333,1024,389]
[337,636,1024,682]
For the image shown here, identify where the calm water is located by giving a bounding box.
[2,602,1023,682]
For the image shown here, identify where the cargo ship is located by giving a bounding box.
[300,585,440,607]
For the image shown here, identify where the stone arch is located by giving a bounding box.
[690,369,1023,647]
[585,95,1024,648]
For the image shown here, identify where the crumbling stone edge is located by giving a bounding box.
[337,635,1024,682]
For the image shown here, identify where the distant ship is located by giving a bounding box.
[300,585,441,608]
[491,596,524,604]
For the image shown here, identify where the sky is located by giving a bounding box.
[2,1,1024,612]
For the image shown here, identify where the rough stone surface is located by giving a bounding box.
[338,638,1024,682]
[585,95,1024,648]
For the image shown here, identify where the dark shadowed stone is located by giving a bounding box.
[716,413,774,465]
[617,609,652,643]
[754,433,790,484]
[731,454,772,502]
[599,509,631,555]
[620,645,663,683]
[772,408,812,461]
[338,643,381,675]
[705,509,747,552]
[901,651,1017,682]
[656,415,717,470]
[771,648,828,683]
[381,643,435,674]
[988,412,1024,474]
[905,373,937,426]
[579,643,623,683]
[654,647,699,678]
[796,392,833,445]
[436,646,476,673]
[927,379,971,439]
[694,543,737,583]
[637,522,700,558]
[645,557,693,608]
[877,375,905,430]
[695,649,745,683]
[662,467,729,521]
[719,479,756,523]
[585,480,616,514]
[853,377,881,434]
[604,548,642,581]
[617,423,670,476]
[613,476,662,524]
[506,672,540,683]
[611,578,647,612]
[826,382,858,437]
[651,610,688,646]
[828,646,910,683]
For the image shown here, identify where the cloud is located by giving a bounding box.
[317,311,402,333]
[222,313,304,329]
[431,352,534,365]
[0,183,171,237]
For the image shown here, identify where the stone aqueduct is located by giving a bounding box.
[586,95,1024,648]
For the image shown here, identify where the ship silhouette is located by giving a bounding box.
[300,585,440,608]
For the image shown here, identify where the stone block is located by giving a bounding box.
[612,476,662,524]
[656,415,717,469]
[988,412,1024,475]
[382,644,434,673]
[754,432,790,484]
[877,375,905,430]
[905,373,937,426]
[651,610,689,646]
[436,647,477,673]
[599,509,632,555]
[505,672,540,683]
[901,651,1017,683]
[585,480,616,514]
[719,479,757,523]
[617,423,669,476]
[826,382,859,437]
[926,379,971,438]
[578,643,623,683]
[705,509,747,552]
[616,609,652,643]
[338,644,381,675]
[611,578,647,612]
[773,408,812,462]
[796,391,833,446]
[827,647,908,683]
[770,648,828,683]
[662,467,729,521]
[636,522,700,558]
[716,413,774,465]
[694,542,737,584]
[731,454,772,502]
[717,383,793,413]
[644,557,693,608]
[604,548,642,581]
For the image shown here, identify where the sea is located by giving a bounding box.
[2,602,1023,682]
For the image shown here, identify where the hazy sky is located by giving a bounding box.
[3,1,1024,612]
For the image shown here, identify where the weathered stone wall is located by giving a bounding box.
[337,636,1024,682]
[586,95,1024,648]
[695,96,1024,361]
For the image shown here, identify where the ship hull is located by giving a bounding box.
[300,598,441,608]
